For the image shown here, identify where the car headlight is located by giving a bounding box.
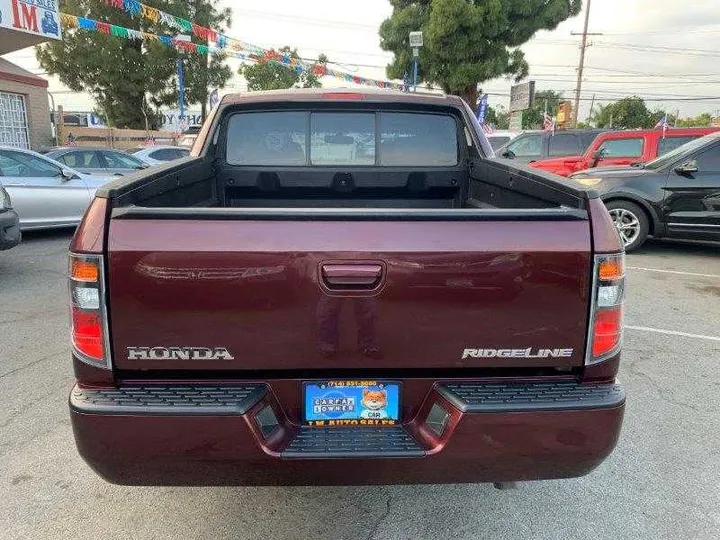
[0,186,10,210]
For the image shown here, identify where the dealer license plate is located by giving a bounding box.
[303,380,401,427]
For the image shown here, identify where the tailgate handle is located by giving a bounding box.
[321,264,383,289]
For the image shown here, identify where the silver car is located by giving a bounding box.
[131,145,189,165]
[45,147,149,177]
[0,146,109,230]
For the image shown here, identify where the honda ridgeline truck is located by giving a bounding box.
[68,89,626,486]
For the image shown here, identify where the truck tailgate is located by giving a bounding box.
[107,215,591,372]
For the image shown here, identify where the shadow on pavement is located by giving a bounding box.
[633,238,720,257]
[18,228,76,244]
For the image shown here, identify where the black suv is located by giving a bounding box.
[497,129,605,164]
[572,132,720,251]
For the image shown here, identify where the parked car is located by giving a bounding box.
[531,127,720,177]
[68,88,625,488]
[45,147,149,177]
[0,183,21,250]
[571,132,720,250]
[485,130,519,151]
[131,145,190,165]
[496,129,605,164]
[0,146,109,230]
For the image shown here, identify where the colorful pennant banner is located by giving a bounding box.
[86,0,404,90]
[59,12,403,90]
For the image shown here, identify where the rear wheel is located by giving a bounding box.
[605,200,649,251]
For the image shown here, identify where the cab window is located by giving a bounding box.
[505,134,542,158]
[548,134,580,156]
[597,138,644,158]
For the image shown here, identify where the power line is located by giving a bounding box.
[232,9,380,32]
[482,92,720,103]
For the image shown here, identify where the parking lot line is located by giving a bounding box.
[625,325,720,342]
[627,266,720,279]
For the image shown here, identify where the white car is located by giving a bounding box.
[0,146,110,230]
[131,145,190,165]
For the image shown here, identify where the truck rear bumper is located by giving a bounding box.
[69,380,625,486]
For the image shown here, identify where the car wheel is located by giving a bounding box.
[605,200,649,251]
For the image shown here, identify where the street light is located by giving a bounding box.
[175,34,192,132]
[409,31,423,92]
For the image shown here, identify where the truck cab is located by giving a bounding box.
[531,127,720,177]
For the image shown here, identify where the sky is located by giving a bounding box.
[4,0,720,120]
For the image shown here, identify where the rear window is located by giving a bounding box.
[487,136,510,150]
[225,111,458,166]
[548,133,580,156]
[597,138,644,158]
[657,136,697,156]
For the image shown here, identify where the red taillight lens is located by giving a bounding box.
[592,306,623,357]
[69,253,109,369]
[71,307,103,359]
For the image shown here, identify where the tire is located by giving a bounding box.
[605,200,650,252]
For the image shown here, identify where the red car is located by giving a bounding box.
[68,89,625,487]
[530,127,720,177]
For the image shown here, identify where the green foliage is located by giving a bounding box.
[241,48,328,91]
[485,104,510,130]
[379,0,582,106]
[37,0,232,129]
[159,0,233,119]
[676,112,714,127]
[522,90,563,129]
[590,97,653,129]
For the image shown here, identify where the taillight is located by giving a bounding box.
[586,253,625,364]
[69,253,110,369]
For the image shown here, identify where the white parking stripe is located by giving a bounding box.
[625,325,720,342]
[627,266,720,279]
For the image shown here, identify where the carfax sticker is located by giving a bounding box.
[303,380,400,426]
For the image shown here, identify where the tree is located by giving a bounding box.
[522,90,563,129]
[676,112,714,127]
[241,48,328,91]
[37,0,232,129]
[590,96,653,129]
[485,104,509,130]
[379,0,582,107]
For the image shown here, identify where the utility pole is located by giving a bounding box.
[571,0,602,128]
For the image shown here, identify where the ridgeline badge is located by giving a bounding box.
[462,348,574,360]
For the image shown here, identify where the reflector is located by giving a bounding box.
[71,259,99,282]
[598,256,624,281]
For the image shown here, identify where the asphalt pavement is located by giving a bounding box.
[0,230,718,540]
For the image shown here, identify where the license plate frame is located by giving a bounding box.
[302,380,401,427]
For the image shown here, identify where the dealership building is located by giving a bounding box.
[0,0,61,149]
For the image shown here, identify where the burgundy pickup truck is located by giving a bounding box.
[68,89,625,487]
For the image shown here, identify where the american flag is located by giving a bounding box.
[655,114,669,138]
[481,123,494,135]
[543,112,555,133]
